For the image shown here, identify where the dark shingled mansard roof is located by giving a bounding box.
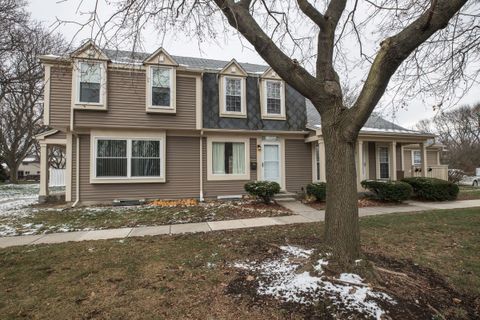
[306,99,418,133]
[103,49,269,74]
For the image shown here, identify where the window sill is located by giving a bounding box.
[262,114,286,121]
[146,106,176,114]
[90,177,166,184]
[207,174,250,181]
[73,103,107,111]
[219,112,247,119]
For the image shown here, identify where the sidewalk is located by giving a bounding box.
[1,199,479,249]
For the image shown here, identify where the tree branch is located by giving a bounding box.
[346,0,468,139]
[214,0,322,103]
[296,0,327,29]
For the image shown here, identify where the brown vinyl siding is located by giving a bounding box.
[48,131,67,140]
[202,137,257,198]
[72,134,200,203]
[49,66,72,128]
[285,139,311,193]
[74,70,197,129]
[427,150,438,165]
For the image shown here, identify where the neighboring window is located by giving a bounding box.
[315,144,321,181]
[131,140,161,177]
[212,142,246,175]
[151,67,171,107]
[96,139,127,177]
[266,80,282,114]
[412,150,421,166]
[224,77,242,113]
[78,62,102,103]
[95,138,162,179]
[379,147,389,179]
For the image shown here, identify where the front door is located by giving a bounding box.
[262,142,281,185]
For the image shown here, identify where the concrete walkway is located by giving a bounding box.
[1,199,479,249]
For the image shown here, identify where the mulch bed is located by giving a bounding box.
[306,198,404,210]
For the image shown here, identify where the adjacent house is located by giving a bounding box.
[37,41,447,204]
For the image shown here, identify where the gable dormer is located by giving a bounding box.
[71,41,109,111]
[259,67,286,120]
[218,59,247,118]
[144,48,178,114]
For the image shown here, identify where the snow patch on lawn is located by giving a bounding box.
[233,245,395,320]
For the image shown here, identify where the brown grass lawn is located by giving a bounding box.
[458,186,480,200]
[1,208,479,319]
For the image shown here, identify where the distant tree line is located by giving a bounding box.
[417,103,480,174]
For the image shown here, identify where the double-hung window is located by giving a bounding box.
[146,66,175,113]
[261,79,285,119]
[208,138,250,181]
[151,67,172,107]
[412,150,421,166]
[76,61,106,107]
[314,144,321,181]
[378,147,390,179]
[225,77,242,112]
[92,134,165,183]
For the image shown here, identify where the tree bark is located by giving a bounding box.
[322,117,360,265]
[7,160,18,183]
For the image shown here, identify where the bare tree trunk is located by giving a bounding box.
[6,159,18,183]
[323,127,360,265]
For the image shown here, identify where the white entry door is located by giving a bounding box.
[262,142,281,185]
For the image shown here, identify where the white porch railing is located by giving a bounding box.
[49,168,66,187]
[409,165,448,180]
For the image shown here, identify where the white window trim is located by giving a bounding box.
[90,130,166,184]
[206,136,250,181]
[72,60,108,110]
[411,150,422,166]
[261,79,286,120]
[219,76,247,118]
[312,143,321,182]
[376,144,390,180]
[146,65,176,113]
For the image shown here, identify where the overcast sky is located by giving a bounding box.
[28,0,479,129]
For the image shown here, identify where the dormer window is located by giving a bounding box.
[74,60,107,109]
[260,68,286,120]
[151,67,173,107]
[225,77,243,112]
[144,48,178,114]
[79,62,102,103]
[219,60,247,118]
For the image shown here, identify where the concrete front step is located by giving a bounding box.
[275,197,297,202]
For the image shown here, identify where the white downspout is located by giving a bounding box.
[71,134,80,207]
[199,131,204,202]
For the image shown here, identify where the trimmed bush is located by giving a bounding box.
[306,182,327,201]
[361,180,412,202]
[244,181,281,204]
[402,177,459,201]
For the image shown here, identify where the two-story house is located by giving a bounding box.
[37,41,447,204]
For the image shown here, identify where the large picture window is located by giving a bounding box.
[212,142,245,175]
[151,67,171,107]
[93,135,165,183]
[225,77,242,112]
[78,62,102,104]
[207,137,250,181]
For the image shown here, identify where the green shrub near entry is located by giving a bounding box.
[402,177,459,201]
[244,181,281,204]
[306,182,327,201]
[361,180,412,202]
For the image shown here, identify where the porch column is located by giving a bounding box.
[391,141,397,180]
[357,140,364,189]
[420,142,428,177]
[319,139,326,182]
[39,143,49,201]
